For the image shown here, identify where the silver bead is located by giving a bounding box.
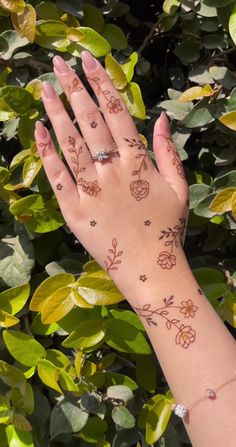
[172,403,188,418]
[205,388,216,399]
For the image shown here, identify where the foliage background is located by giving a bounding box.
[0,0,236,446]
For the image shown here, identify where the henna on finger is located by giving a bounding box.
[159,134,185,179]
[89,77,123,114]
[124,138,150,201]
[90,220,97,227]
[67,78,83,101]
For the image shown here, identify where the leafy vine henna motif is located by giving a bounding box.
[89,77,123,113]
[134,296,198,349]
[159,134,185,179]
[67,136,101,196]
[67,78,83,101]
[157,217,186,269]
[124,138,150,201]
[104,238,123,272]
[38,139,52,157]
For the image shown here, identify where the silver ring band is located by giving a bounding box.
[91,150,119,162]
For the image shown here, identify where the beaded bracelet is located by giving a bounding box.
[171,370,236,418]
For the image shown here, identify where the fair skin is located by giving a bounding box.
[35,51,236,447]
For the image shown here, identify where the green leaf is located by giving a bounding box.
[109,309,145,331]
[163,0,180,15]
[22,157,42,188]
[41,287,76,324]
[0,360,26,388]
[67,26,111,57]
[209,187,236,213]
[105,318,151,354]
[204,0,234,6]
[194,193,217,218]
[59,370,79,393]
[80,392,106,418]
[189,183,211,209]
[31,313,58,336]
[6,425,33,447]
[83,4,104,33]
[209,65,236,89]
[107,385,133,404]
[0,86,33,115]
[181,98,215,128]
[121,82,146,120]
[0,30,28,60]
[11,413,32,432]
[37,359,62,394]
[105,372,138,390]
[0,0,25,13]
[0,235,34,287]
[30,273,75,312]
[111,406,135,429]
[10,382,34,414]
[212,170,236,191]
[35,20,70,50]
[62,318,105,350]
[121,52,138,83]
[3,330,46,367]
[102,23,127,50]
[50,398,89,440]
[136,356,157,393]
[141,394,172,444]
[77,275,124,305]
[0,283,30,314]
[105,54,127,90]
[0,310,19,327]
[79,416,108,443]
[174,37,201,64]
[160,99,192,120]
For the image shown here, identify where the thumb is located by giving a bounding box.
[153,112,189,204]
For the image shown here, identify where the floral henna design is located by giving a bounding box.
[38,139,52,157]
[56,183,63,191]
[124,138,150,201]
[90,121,97,128]
[67,136,101,196]
[134,296,198,349]
[90,220,97,227]
[139,274,147,282]
[67,78,83,101]
[89,77,123,114]
[104,238,123,272]
[157,217,186,269]
[144,220,151,226]
[159,134,185,179]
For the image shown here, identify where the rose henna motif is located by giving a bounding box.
[67,136,101,197]
[157,217,186,269]
[124,138,150,201]
[89,77,123,113]
[104,238,123,272]
[134,296,198,349]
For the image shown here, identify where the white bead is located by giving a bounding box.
[173,404,188,418]
[205,388,216,399]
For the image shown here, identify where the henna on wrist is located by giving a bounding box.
[104,238,123,272]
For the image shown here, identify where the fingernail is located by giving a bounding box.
[158,112,170,134]
[42,81,57,99]
[53,56,70,74]
[35,121,47,138]
[81,51,97,72]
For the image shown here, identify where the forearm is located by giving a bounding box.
[125,252,236,447]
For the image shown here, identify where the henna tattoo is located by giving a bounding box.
[139,274,147,282]
[159,134,185,179]
[157,218,186,269]
[38,139,52,157]
[67,136,101,197]
[90,121,97,128]
[134,296,198,349]
[124,138,150,201]
[68,78,83,101]
[104,238,123,272]
[144,220,151,226]
[89,77,123,113]
[56,183,63,191]
[90,220,97,227]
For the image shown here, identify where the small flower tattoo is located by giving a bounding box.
[144,220,151,226]
[90,220,97,227]
[90,121,97,128]
[56,183,63,191]
[139,274,147,282]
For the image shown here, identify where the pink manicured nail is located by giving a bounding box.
[35,121,47,138]
[81,51,97,72]
[53,56,70,74]
[158,112,170,134]
[42,81,57,99]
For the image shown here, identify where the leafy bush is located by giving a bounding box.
[0,0,236,446]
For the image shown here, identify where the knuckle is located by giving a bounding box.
[80,107,100,124]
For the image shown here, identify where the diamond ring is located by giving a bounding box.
[91,150,119,162]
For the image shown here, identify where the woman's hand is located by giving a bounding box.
[35,51,189,304]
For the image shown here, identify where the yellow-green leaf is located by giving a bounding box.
[83,4,104,33]
[75,351,83,377]
[11,413,32,431]
[0,0,25,13]
[105,54,127,90]
[209,188,236,213]
[229,2,236,46]
[121,82,146,120]
[179,85,214,102]
[41,287,75,324]
[0,310,19,327]
[35,20,70,50]
[219,111,236,131]
[26,79,42,100]
[231,191,236,220]
[62,319,105,350]
[30,273,75,312]
[77,276,124,305]
[0,360,26,388]
[67,26,111,57]
[22,156,42,187]
[120,52,138,83]
[143,395,172,444]
[11,4,36,43]
[102,23,127,50]
[59,370,79,393]
[163,0,180,15]
[37,359,62,393]
[219,295,236,328]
